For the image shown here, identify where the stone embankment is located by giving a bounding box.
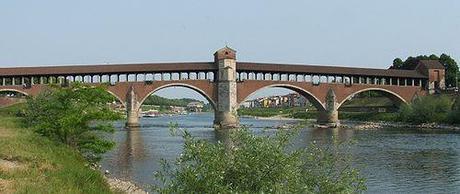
[341,120,460,130]
[87,163,147,194]
[105,176,148,194]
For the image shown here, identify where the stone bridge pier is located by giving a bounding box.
[317,89,339,127]
[126,85,141,128]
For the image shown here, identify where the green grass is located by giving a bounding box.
[0,104,114,194]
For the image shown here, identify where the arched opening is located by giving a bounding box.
[102,85,218,181]
[337,88,407,121]
[104,90,125,114]
[0,89,28,108]
[238,84,325,122]
[137,84,216,125]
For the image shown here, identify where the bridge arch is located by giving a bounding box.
[337,88,408,110]
[238,83,326,111]
[138,83,217,111]
[104,90,126,107]
[0,89,29,96]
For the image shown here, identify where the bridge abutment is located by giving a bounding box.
[213,47,239,129]
[317,89,339,127]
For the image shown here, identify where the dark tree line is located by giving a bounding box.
[143,94,201,107]
[143,95,213,111]
[390,54,459,87]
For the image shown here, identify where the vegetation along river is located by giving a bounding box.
[102,112,460,193]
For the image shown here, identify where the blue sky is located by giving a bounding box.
[1,0,459,101]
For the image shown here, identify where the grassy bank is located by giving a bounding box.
[0,105,114,194]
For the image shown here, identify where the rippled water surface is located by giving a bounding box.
[102,113,460,193]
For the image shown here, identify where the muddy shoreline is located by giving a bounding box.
[105,176,148,194]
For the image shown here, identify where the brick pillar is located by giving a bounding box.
[126,85,140,128]
[213,47,239,129]
[317,88,339,127]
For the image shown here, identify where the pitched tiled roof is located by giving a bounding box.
[418,60,445,69]
[0,61,428,79]
[0,62,216,76]
[236,62,427,78]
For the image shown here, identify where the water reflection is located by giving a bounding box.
[102,113,460,193]
[109,127,146,179]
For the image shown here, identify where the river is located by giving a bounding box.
[102,112,460,193]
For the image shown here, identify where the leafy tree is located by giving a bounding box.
[392,58,404,69]
[390,54,459,87]
[439,54,459,87]
[154,127,366,193]
[24,83,121,162]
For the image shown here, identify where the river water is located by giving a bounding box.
[102,112,460,193]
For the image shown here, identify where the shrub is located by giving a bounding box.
[399,96,452,124]
[24,83,121,162]
[448,96,460,124]
[340,112,399,122]
[154,127,366,193]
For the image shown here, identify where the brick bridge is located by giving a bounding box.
[0,47,445,128]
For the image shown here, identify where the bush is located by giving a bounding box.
[448,96,460,124]
[24,83,121,162]
[291,111,317,119]
[340,112,399,122]
[154,127,366,193]
[399,96,452,124]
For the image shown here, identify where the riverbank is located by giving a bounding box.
[0,106,115,193]
[240,114,304,121]
[340,120,460,131]
[239,108,460,131]
[106,176,147,194]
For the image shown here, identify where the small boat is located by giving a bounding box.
[143,110,159,118]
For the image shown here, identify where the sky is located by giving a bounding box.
[1,0,459,101]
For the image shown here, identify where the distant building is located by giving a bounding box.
[242,93,309,108]
[170,106,186,113]
[240,101,252,108]
[415,60,446,94]
[187,101,204,112]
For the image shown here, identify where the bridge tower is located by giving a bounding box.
[213,47,239,129]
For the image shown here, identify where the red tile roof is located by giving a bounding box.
[0,61,427,79]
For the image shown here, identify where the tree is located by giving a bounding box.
[154,127,366,193]
[392,58,404,69]
[390,54,459,87]
[439,54,459,87]
[24,83,121,162]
